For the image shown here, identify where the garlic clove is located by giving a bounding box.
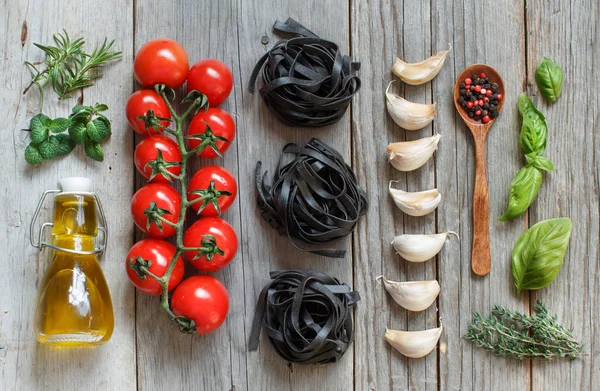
[385,81,436,131]
[385,323,443,358]
[392,231,458,262]
[388,182,441,216]
[386,134,440,172]
[392,46,452,85]
[376,276,440,311]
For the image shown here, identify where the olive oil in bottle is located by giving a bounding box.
[33,178,114,346]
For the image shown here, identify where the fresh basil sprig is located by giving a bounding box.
[500,94,555,221]
[512,218,572,294]
[24,103,112,164]
[535,57,563,103]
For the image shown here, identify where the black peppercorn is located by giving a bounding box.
[468,111,474,117]
[460,82,465,88]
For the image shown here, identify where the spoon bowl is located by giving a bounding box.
[453,64,505,276]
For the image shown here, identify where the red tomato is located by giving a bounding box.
[126,90,171,136]
[125,239,184,295]
[134,135,182,183]
[183,217,237,272]
[187,108,236,158]
[134,39,189,88]
[131,183,181,238]
[171,275,229,334]
[188,166,237,216]
[186,59,233,107]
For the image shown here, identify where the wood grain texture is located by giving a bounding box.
[0,1,135,390]
[526,0,599,390]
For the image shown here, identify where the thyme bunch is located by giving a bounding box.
[24,30,121,104]
[465,301,583,360]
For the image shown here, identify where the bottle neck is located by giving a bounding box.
[51,193,98,253]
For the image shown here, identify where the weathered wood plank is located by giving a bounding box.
[434,0,530,390]
[526,1,599,390]
[235,1,353,390]
[351,0,439,390]
[0,1,136,390]
[133,1,247,390]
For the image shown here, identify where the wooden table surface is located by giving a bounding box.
[1,0,598,390]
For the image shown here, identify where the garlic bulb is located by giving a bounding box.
[386,133,440,172]
[392,232,458,262]
[392,46,452,85]
[385,323,443,358]
[376,276,439,311]
[385,81,435,131]
[388,182,441,216]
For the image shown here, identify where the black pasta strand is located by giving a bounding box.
[248,270,360,364]
[255,138,368,258]
[248,18,361,127]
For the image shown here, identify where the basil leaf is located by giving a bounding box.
[526,154,556,172]
[499,165,543,221]
[518,94,547,155]
[535,57,563,103]
[512,217,572,294]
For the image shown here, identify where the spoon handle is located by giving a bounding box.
[472,132,491,276]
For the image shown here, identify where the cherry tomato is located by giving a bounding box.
[134,39,189,88]
[186,59,233,107]
[183,217,237,272]
[134,135,182,183]
[131,183,181,238]
[171,275,229,334]
[187,108,235,158]
[125,239,184,295]
[126,90,171,136]
[187,166,237,216]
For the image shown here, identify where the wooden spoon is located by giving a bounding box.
[453,64,505,276]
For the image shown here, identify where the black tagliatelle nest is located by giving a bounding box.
[248,18,361,127]
[255,138,368,258]
[249,270,360,364]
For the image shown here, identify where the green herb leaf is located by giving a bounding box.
[68,121,87,144]
[518,94,548,155]
[71,105,90,114]
[526,154,556,172]
[86,120,101,142]
[39,136,61,159]
[30,114,51,144]
[499,165,543,221]
[94,103,109,112]
[92,117,111,140]
[84,139,104,161]
[512,218,572,294]
[54,133,75,156]
[24,143,44,164]
[47,117,71,133]
[535,57,563,103]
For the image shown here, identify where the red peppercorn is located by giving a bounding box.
[479,99,485,106]
[480,88,487,95]
[482,115,490,123]
[479,72,487,78]
[486,89,493,96]
[466,101,474,108]
[484,97,490,103]
[474,85,482,93]
[465,78,472,84]
[475,110,482,116]
[497,93,503,101]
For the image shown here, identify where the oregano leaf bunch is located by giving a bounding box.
[24,103,112,164]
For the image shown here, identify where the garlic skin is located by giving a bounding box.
[385,81,435,131]
[385,324,443,358]
[392,232,458,262]
[376,276,440,311]
[387,133,440,172]
[392,46,452,85]
[388,182,441,216]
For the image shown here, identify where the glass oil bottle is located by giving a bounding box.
[31,177,114,346]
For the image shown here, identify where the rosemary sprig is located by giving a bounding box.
[23,30,121,103]
[465,300,583,360]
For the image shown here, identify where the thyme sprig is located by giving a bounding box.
[465,301,583,360]
[24,30,121,104]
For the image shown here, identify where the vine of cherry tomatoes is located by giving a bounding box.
[125,38,238,335]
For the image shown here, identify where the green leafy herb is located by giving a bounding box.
[500,94,555,221]
[465,301,582,360]
[24,102,112,164]
[535,57,563,103]
[512,218,572,294]
[23,30,121,103]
